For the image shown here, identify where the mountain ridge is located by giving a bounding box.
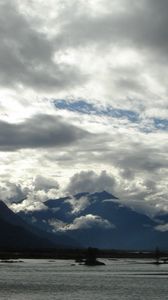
[15,190,168,250]
[0,200,80,249]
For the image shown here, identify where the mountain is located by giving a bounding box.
[0,200,54,249]
[17,191,168,250]
[0,201,79,249]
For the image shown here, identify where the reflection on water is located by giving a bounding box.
[0,259,168,300]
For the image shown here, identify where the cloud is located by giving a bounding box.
[0,181,27,203]
[48,219,67,232]
[34,175,59,192]
[7,174,61,212]
[11,198,48,213]
[0,114,90,151]
[65,214,114,230]
[50,214,114,231]
[56,0,168,57]
[66,170,117,195]
[0,0,87,92]
[50,0,168,120]
[0,0,168,218]
[155,223,168,232]
[68,195,90,214]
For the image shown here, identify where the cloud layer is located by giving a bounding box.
[0,114,90,151]
[0,0,168,216]
[0,0,87,92]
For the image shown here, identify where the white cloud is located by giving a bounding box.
[8,175,61,212]
[49,218,67,232]
[155,223,168,232]
[50,214,114,231]
[11,198,48,213]
[65,214,114,230]
[68,196,90,214]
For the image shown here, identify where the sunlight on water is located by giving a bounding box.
[0,259,168,299]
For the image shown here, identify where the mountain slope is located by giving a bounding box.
[0,201,55,249]
[0,201,79,249]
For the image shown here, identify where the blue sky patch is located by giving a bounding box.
[54,99,140,123]
[154,118,168,130]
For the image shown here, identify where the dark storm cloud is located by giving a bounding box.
[57,0,168,59]
[101,143,168,175]
[66,170,117,195]
[0,0,87,91]
[34,175,59,192]
[0,114,90,151]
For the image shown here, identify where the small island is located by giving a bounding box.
[84,247,105,266]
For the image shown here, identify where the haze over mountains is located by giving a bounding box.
[7,190,168,251]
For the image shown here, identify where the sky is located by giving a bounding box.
[0,0,168,215]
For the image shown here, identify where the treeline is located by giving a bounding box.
[0,247,167,260]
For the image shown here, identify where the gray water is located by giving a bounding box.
[0,259,168,299]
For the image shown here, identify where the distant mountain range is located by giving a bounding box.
[15,191,168,250]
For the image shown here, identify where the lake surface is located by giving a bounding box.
[0,259,168,299]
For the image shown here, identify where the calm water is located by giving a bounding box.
[0,259,168,299]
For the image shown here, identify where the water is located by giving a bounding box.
[0,259,168,299]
